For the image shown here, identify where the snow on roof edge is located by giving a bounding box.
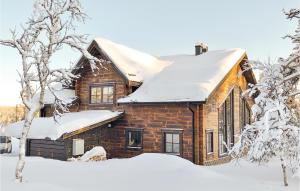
[93,37,169,82]
[118,48,247,103]
[2,110,123,140]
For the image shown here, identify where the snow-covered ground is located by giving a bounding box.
[0,153,299,191]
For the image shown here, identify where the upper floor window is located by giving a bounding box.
[90,85,114,104]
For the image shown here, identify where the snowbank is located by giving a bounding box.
[1,110,122,140]
[0,153,299,191]
[80,146,106,161]
[118,49,246,103]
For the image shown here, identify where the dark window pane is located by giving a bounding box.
[219,91,234,153]
[219,101,228,154]
[206,132,213,153]
[127,130,142,148]
[0,136,7,143]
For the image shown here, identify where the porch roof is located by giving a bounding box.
[1,110,123,140]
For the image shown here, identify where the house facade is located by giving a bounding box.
[19,38,255,165]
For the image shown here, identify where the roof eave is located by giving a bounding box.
[62,112,124,139]
[72,40,133,86]
[117,100,205,105]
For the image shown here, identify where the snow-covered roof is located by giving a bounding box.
[118,49,246,103]
[2,110,123,140]
[34,83,76,105]
[94,38,169,82]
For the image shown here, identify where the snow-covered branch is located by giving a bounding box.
[230,8,300,187]
[0,0,104,182]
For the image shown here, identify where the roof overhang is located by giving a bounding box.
[72,40,131,86]
[2,110,123,140]
[62,112,124,139]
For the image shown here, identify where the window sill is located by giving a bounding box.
[219,153,229,158]
[207,152,214,156]
[89,103,114,106]
[165,152,181,156]
[126,146,143,151]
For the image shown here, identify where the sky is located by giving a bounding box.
[0,0,299,106]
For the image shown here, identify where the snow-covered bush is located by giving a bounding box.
[230,9,300,187]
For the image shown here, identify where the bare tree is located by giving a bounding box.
[0,0,103,182]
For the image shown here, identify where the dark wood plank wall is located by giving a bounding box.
[27,139,67,160]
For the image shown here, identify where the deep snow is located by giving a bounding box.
[0,153,299,191]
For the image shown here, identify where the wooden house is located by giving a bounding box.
[5,38,256,165]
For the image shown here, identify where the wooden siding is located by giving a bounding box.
[30,47,256,166]
[64,125,107,159]
[109,103,194,162]
[75,55,130,111]
[201,58,253,165]
[27,139,66,160]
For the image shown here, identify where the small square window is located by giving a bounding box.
[126,129,143,149]
[163,132,181,155]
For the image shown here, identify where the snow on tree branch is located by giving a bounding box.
[0,0,106,182]
[230,8,300,187]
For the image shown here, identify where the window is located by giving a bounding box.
[245,104,251,125]
[240,89,251,130]
[90,85,114,104]
[40,107,46,117]
[126,129,143,149]
[206,131,214,154]
[102,86,114,103]
[219,90,234,155]
[163,131,181,155]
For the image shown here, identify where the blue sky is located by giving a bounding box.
[0,0,299,106]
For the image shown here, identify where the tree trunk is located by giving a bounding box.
[15,117,32,183]
[280,157,288,187]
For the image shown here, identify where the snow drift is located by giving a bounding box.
[1,153,299,191]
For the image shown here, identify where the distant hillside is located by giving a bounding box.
[0,105,25,125]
